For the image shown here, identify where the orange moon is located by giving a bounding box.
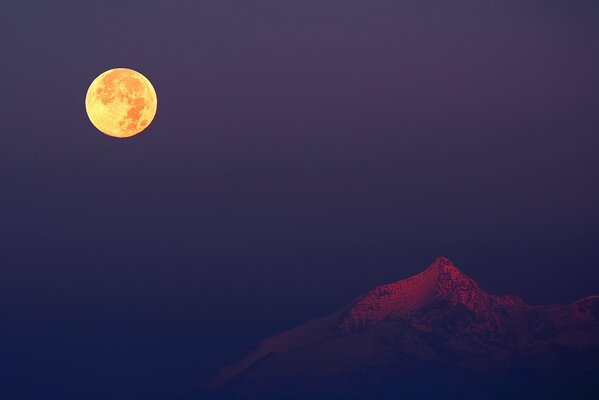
[85,68,157,138]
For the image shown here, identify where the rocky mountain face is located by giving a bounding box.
[205,257,599,399]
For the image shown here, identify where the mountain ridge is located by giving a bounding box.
[335,256,525,333]
[206,257,599,397]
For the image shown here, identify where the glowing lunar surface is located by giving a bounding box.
[85,68,157,138]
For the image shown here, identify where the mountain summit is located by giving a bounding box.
[206,257,599,399]
[336,256,523,333]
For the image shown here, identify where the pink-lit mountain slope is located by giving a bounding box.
[208,257,599,390]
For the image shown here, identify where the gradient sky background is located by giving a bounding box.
[1,1,599,399]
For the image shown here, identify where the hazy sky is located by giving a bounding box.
[1,1,598,399]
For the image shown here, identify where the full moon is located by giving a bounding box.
[85,68,157,138]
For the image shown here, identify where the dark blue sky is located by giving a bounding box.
[1,1,598,399]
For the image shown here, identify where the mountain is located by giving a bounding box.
[205,257,599,399]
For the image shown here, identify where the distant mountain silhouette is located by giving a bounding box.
[205,257,599,399]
